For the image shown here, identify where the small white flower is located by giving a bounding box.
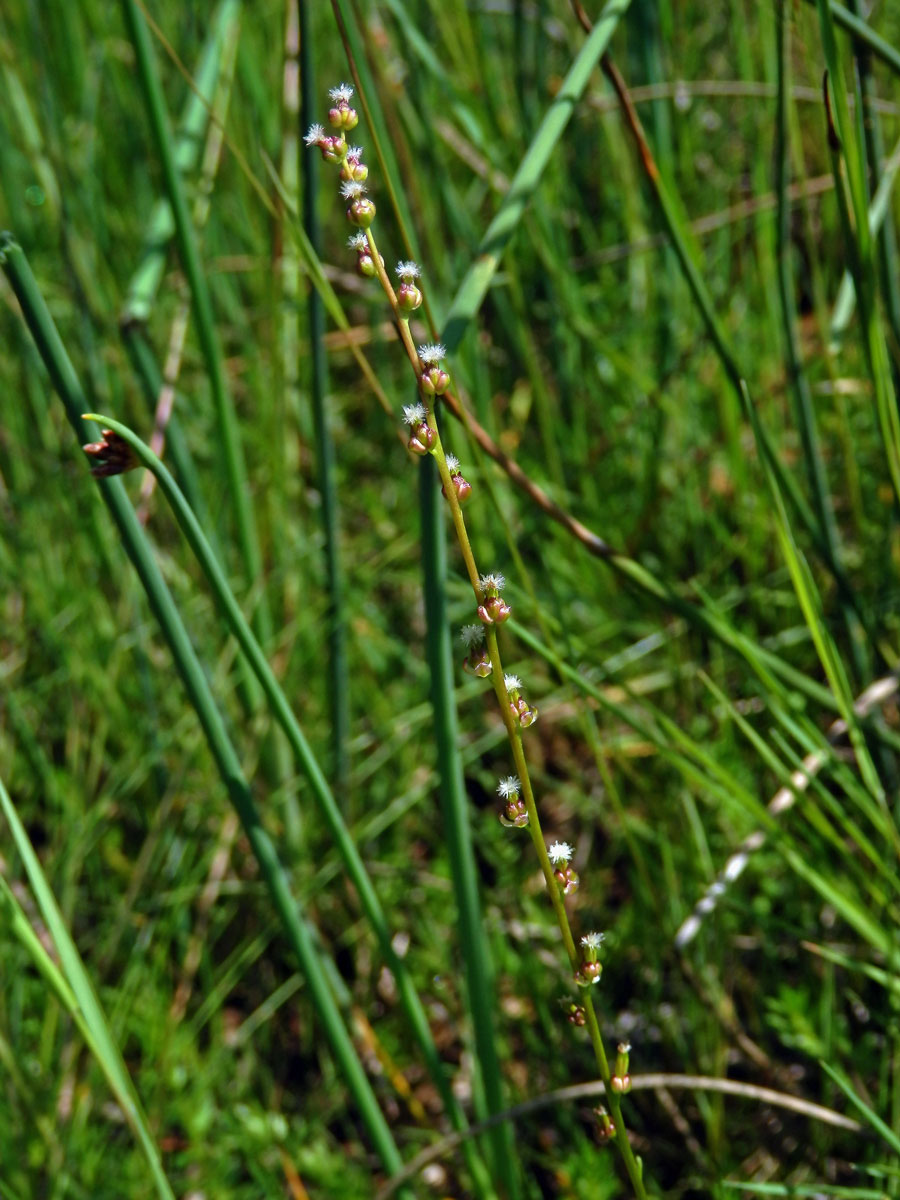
[445,453,459,472]
[479,572,505,592]
[418,343,446,364]
[581,931,606,950]
[347,145,364,160]
[503,674,522,691]
[329,83,354,103]
[402,403,427,426]
[395,260,420,281]
[460,623,484,648]
[340,180,366,200]
[548,841,573,864]
[347,232,368,250]
[304,123,325,146]
[497,776,521,799]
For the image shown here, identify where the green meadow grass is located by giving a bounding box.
[2,1,900,1196]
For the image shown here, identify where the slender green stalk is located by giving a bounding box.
[811,0,900,77]
[0,776,175,1200]
[120,0,238,325]
[0,234,409,1187]
[119,0,273,646]
[441,0,633,352]
[774,2,866,681]
[846,0,900,362]
[301,0,350,791]
[73,411,494,1197]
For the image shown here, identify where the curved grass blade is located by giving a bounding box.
[74,410,494,1196]
[0,776,176,1200]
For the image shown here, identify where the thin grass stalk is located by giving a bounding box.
[300,0,351,791]
[829,135,900,350]
[0,234,410,1189]
[419,458,517,1195]
[440,0,633,352]
[815,2,900,507]
[119,0,274,648]
[0,777,176,1200]
[845,0,900,361]
[120,0,238,326]
[811,0,900,78]
[71,411,496,1198]
[774,1,866,680]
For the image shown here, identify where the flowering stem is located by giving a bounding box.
[308,96,648,1197]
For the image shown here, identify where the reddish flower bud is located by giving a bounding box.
[397,282,423,313]
[347,197,376,228]
[420,365,450,396]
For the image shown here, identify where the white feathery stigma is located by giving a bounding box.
[497,776,521,799]
[348,232,368,250]
[329,83,354,103]
[418,343,446,364]
[548,841,573,864]
[304,123,325,146]
[581,931,606,950]
[479,572,505,592]
[460,623,485,647]
[395,260,421,281]
[402,403,428,426]
[504,674,522,691]
[445,453,460,472]
[340,180,366,200]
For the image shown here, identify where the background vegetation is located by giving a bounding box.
[2,0,900,1196]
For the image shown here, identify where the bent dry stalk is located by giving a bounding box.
[306,83,649,1196]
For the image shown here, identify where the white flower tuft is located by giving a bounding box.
[304,123,325,146]
[581,931,606,950]
[445,453,459,472]
[340,180,366,200]
[329,83,354,103]
[460,623,485,648]
[548,841,573,864]
[347,145,364,160]
[347,232,368,250]
[402,402,428,426]
[503,674,522,691]
[417,343,446,364]
[497,776,521,799]
[479,572,505,592]
[395,260,420,281]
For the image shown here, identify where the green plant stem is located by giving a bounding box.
[119,0,273,646]
[301,0,350,790]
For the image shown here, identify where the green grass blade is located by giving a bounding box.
[442,0,632,352]
[121,0,239,324]
[0,777,176,1200]
[119,0,273,646]
[301,0,350,790]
